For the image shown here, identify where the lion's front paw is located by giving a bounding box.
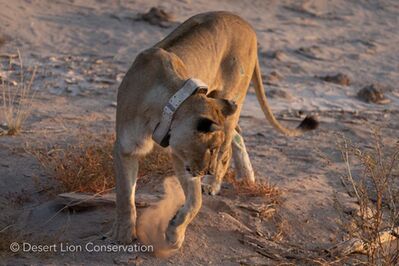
[201,175,221,196]
[165,225,185,250]
[107,220,136,244]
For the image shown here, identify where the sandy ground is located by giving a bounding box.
[0,0,398,265]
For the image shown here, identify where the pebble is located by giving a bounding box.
[116,73,125,82]
[264,71,283,86]
[357,84,390,104]
[319,73,351,86]
[66,85,80,96]
[266,88,293,100]
[137,7,176,28]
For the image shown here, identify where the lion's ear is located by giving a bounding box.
[216,99,237,117]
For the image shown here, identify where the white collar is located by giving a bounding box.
[152,78,208,147]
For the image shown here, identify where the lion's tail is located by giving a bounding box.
[252,58,318,137]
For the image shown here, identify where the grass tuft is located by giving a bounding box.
[32,133,115,194]
[29,133,173,194]
[336,131,399,264]
[1,51,37,135]
[224,170,280,198]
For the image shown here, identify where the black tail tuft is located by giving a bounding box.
[297,115,319,131]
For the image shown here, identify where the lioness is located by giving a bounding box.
[110,11,318,247]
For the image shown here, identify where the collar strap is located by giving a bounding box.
[152,78,208,147]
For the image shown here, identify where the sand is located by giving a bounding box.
[0,0,398,264]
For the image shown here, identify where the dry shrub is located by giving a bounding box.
[224,169,280,198]
[336,131,399,265]
[32,133,115,194]
[1,51,37,135]
[31,133,172,194]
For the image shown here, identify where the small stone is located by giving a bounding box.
[296,45,325,60]
[266,89,293,100]
[66,85,80,96]
[49,56,58,62]
[264,71,282,85]
[319,73,351,86]
[357,84,390,104]
[116,73,125,82]
[65,78,77,84]
[262,50,286,61]
[92,76,115,84]
[0,122,8,131]
[49,86,65,95]
[137,7,176,28]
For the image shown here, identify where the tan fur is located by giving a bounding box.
[109,11,316,247]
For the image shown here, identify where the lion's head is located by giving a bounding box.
[169,93,237,176]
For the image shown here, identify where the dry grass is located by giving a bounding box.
[29,129,278,198]
[1,51,37,135]
[30,132,173,194]
[224,170,280,198]
[31,132,115,194]
[336,131,399,265]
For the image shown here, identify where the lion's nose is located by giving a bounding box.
[185,166,191,172]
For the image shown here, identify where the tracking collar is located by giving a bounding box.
[152,78,208,147]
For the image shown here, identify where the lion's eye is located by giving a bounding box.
[197,117,220,133]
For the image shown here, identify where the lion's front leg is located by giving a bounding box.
[201,115,237,196]
[202,144,232,195]
[166,154,202,249]
[108,141,139,244]
[202,128,254,195]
